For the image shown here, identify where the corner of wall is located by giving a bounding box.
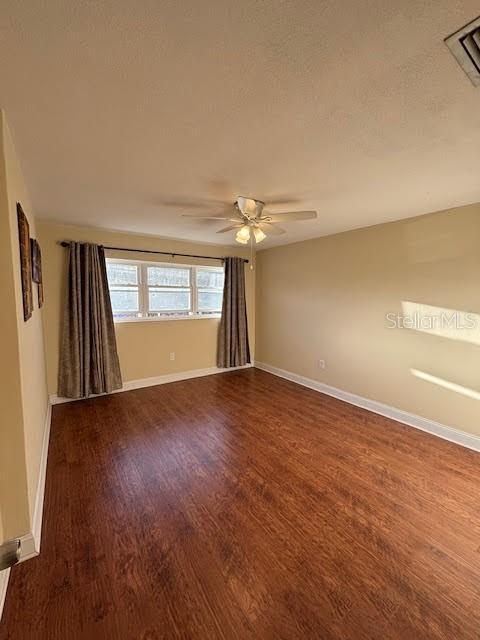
[0,110,50,546]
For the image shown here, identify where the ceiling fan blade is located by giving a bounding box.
[182,214,239,221]
[158,197,230,210]
[265,195,301,206]
[237,196,258,216]
[257,222,286,235]
[261,210,317,223]
[216,224,243,233]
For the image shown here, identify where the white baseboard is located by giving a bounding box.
[0,568,10,621]
[0,402,51,621]
[50,363,254,405]
[18,401,52,562]
[255,361,480,453]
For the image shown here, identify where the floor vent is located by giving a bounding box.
[445,16,480,86]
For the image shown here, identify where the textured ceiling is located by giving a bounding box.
[1,1,479,248]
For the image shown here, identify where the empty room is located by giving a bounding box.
[1,2,479,638]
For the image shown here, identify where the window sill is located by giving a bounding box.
[113,314,222,324]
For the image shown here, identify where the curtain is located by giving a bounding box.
[217,257,251,368]
[58,242,122,398]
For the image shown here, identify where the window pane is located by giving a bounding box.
[110,288,139,315]
[147,266,190,287]
[148,288,191,312]
[107,263,138,285]
[198,290,223,312]
[196,268,224,288]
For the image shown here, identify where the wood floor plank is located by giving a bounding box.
[1,368,480,639]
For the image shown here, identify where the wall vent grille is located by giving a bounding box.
[445,16,480,86]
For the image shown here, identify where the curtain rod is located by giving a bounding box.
[59,241,248,263]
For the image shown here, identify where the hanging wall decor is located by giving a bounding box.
[17,203,33,321]
[37,281,44,308]
[30,238,44,307]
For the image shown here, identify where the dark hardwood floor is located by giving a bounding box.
[2,368,480,639]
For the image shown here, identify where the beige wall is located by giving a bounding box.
[256,204,480,436]
[0,113,29,542]
[38,222,255,395]
[0,112,49,542]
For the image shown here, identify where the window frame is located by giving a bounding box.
[106,258,224,323]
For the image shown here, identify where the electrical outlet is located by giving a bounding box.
[318,359,326,369]
[170,352,175,361]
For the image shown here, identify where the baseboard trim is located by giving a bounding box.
[0,402,52,620]
[255,362,480,453]
[0,568,10,622]
[12,403,52,566]
[18,401,52,562]
[50,363,254,405]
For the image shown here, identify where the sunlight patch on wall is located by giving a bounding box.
[411,369,480,401]
[401,301,480,346]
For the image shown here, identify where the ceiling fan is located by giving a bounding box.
[182,196,317,245]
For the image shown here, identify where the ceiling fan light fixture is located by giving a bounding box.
[180,195,317,244]
[253,227,266,243]
[235,225,250,244]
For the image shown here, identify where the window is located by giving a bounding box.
[106,259,224,322]
[106,263,140,319]
[196,267,225,314]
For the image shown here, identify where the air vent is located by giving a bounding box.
[445,16,480,86]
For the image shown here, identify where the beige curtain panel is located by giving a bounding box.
[217,257,250,368]
[58,242,122,398]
